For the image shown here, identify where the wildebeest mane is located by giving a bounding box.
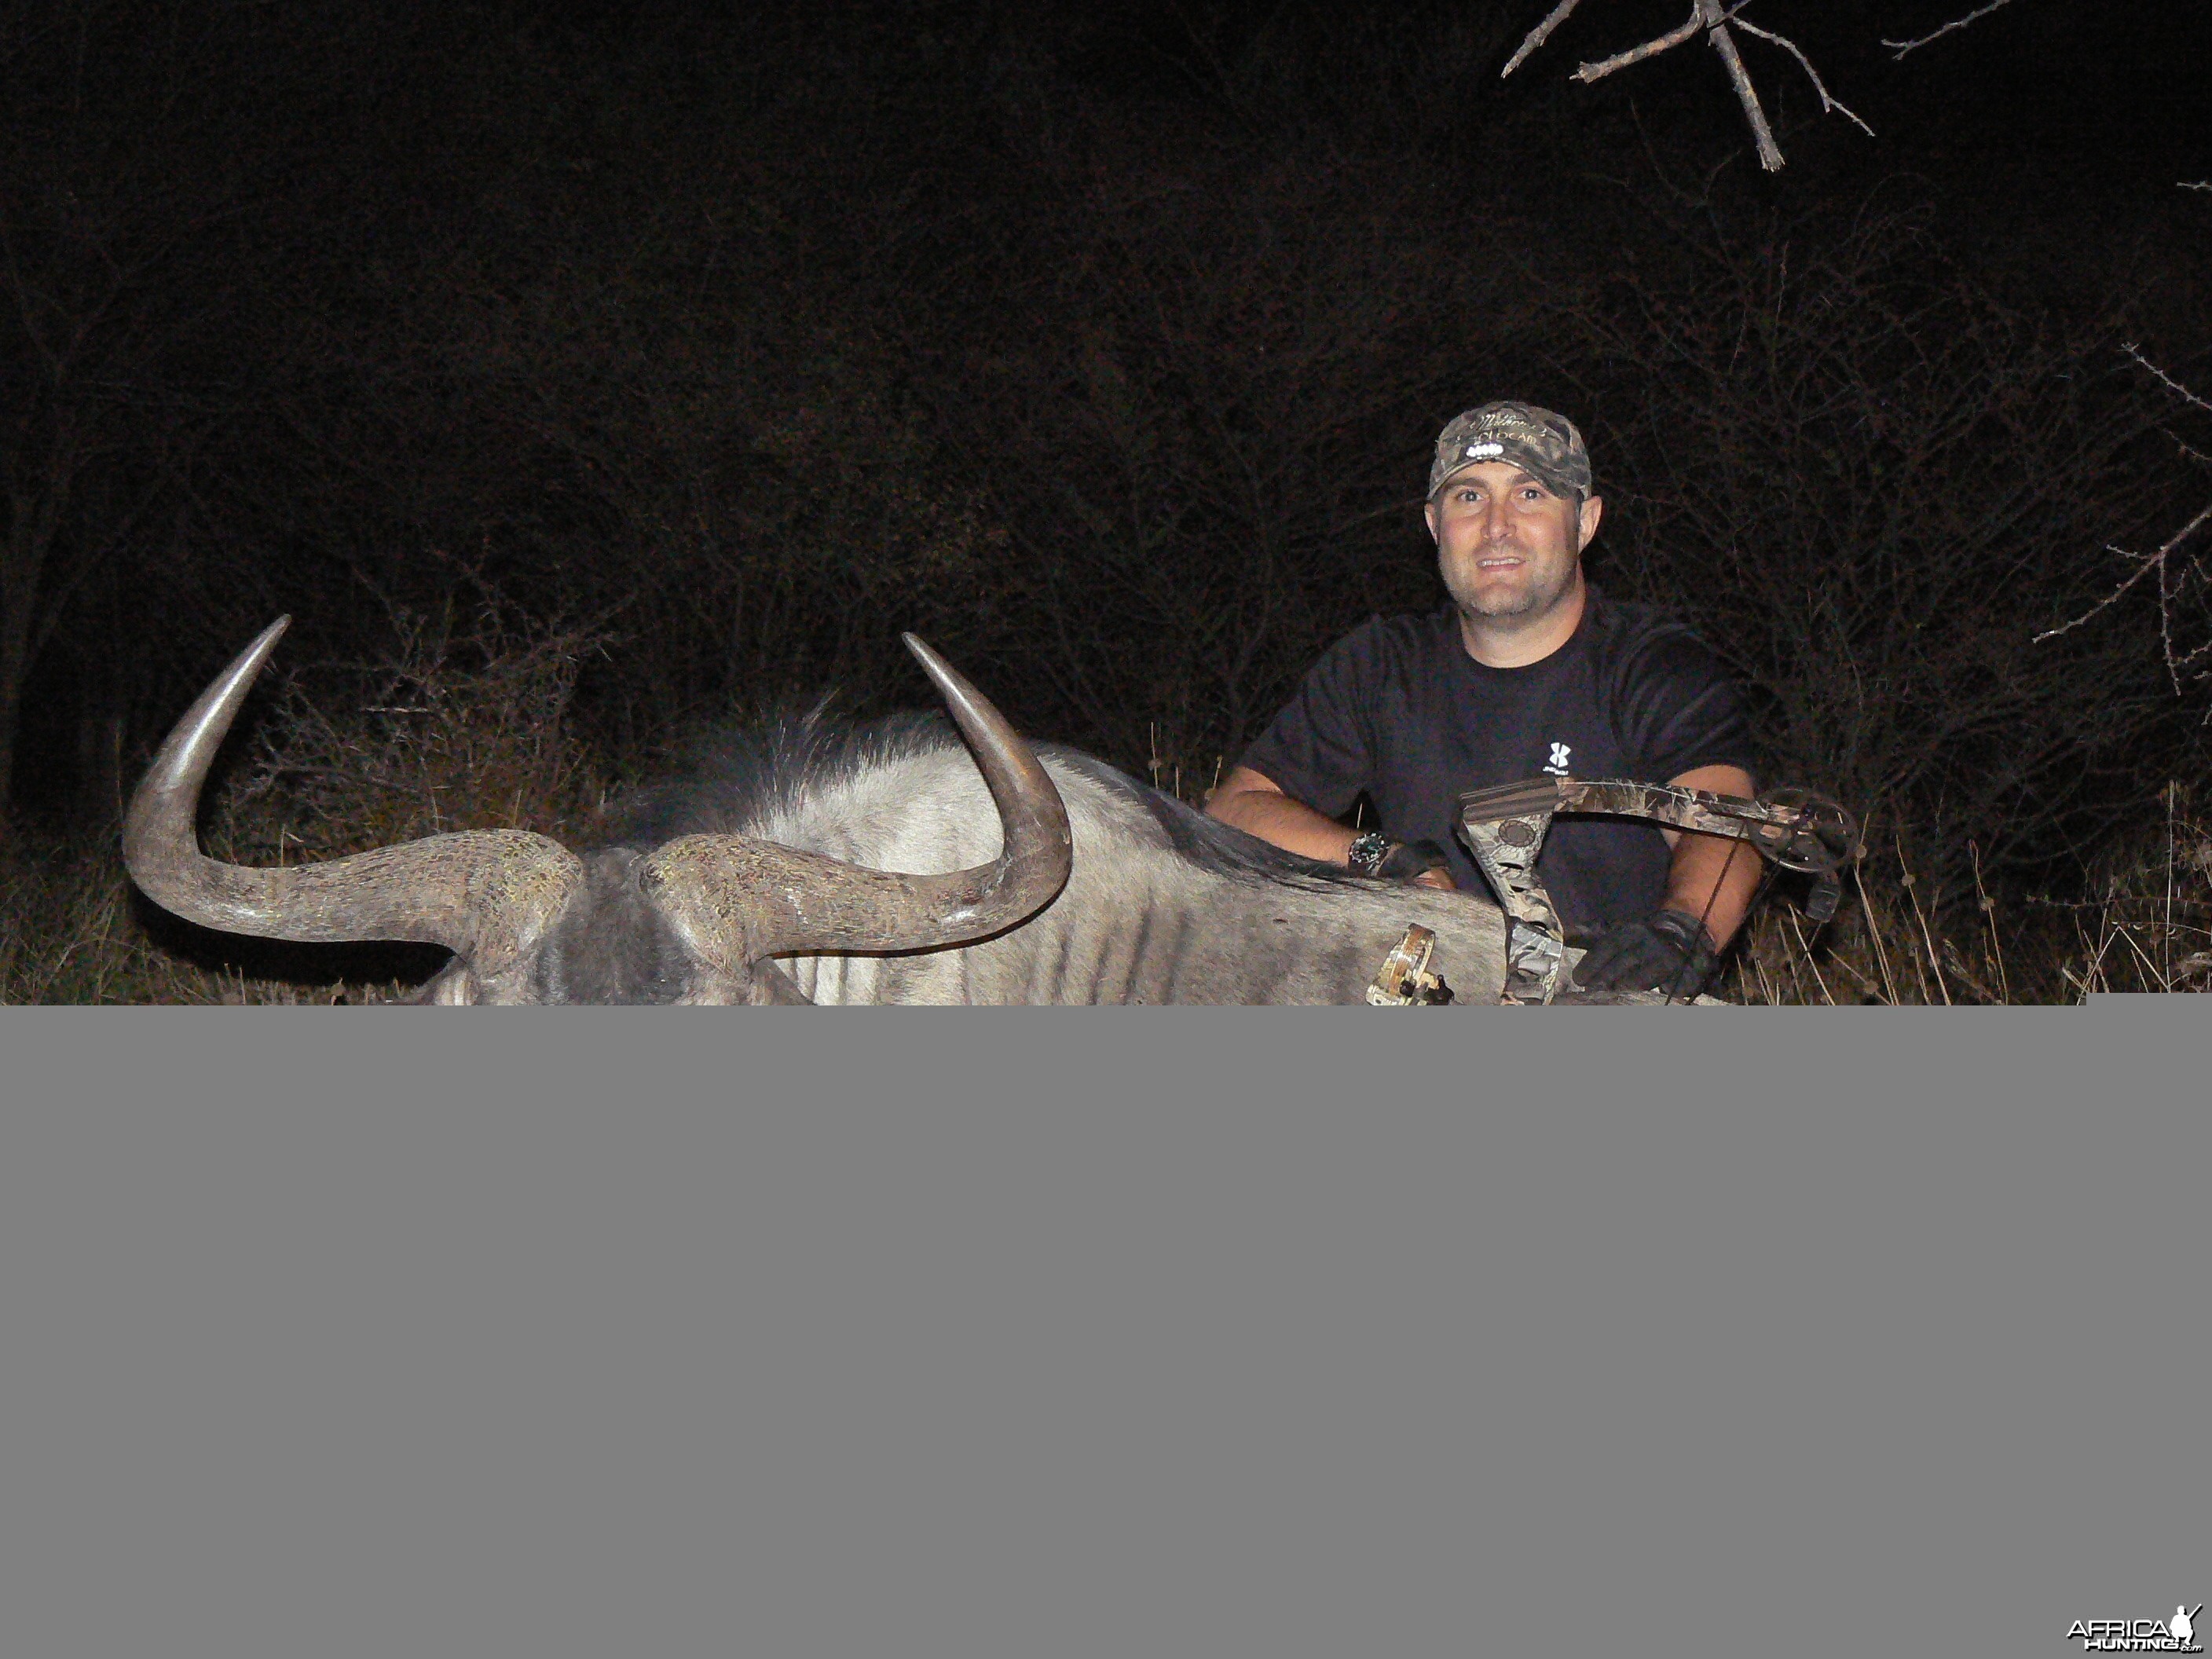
[1046,749,1357,889]
[599,707,1359,892]
[597,704,954,848]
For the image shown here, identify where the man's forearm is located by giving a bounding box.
[1660,764,1763,947]
[1662,829,1763,948]
[1207,771,1361,866]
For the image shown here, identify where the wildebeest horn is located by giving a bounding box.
[637,632,1072,972]
[123,617,585,983]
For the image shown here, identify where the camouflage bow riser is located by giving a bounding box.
[1456,777,1859,1005]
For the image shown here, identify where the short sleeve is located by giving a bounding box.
[1610,622,1761,789]
[1234,620,1390,818]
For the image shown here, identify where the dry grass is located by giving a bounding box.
[1727,785,2212,1004]
[0,840,412,1004]
[2,607,608,1005]
[6,624,2208,1004]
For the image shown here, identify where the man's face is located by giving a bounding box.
[1424,462,1601,631]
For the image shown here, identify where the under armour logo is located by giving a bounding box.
[1543,742,1572,776]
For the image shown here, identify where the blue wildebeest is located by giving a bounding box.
[126,619,1517,1004]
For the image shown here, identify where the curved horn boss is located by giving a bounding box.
[123,618,588,1002]
[637,635,1075,989]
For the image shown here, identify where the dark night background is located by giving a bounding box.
[4,0,2209,953]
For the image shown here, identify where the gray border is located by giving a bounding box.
[2,1006,2203,1659]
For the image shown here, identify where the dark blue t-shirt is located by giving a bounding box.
[1236,588,1759,936]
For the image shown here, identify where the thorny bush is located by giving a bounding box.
[1556,191,2205,908]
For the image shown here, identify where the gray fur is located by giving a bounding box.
[536,712,1511,1005]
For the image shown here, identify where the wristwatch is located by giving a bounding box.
[1346,830,1393,877]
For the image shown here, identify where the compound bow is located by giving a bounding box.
[1457,777,1859,1005]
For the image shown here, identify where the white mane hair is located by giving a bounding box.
[601,710,1500,1005]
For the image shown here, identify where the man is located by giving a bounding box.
[1207,401,1762,998]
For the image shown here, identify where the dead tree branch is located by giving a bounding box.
[2038,346,2212,696]
[2124,342,2212,416]
[1500,0,1585,79]
[1507,1,1873,172]
[1566,6,1702,82]
[2033,507,2211,646]
[2035,168,2212,709]
[1883,0,2023,60]
[1693,1,1784,171]
[1732,16,1876,137]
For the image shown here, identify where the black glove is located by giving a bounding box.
[1573,909,1718,998]
[1374,838,1453,884]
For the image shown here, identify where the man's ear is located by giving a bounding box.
[1423,500,1440,544]
[1577,494,1604,551]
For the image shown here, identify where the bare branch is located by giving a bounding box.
[2039,339,2212,698]
[2033,544,2176,643]
[1734,17,1876,137]
[2182,181,2212,192]
[1883,0,2023,60]
[1521,1,1867,172]
[2173,632,2212,672]
[2123,342,2212,416]
[1502,0,1584,79]
[1694,0,1785,172]
[2037,504,2212,694]
[1573,6,1701,83]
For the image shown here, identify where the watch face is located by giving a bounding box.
[1349,833,1390,875]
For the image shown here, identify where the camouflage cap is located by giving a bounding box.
[1426,402,1592,502]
